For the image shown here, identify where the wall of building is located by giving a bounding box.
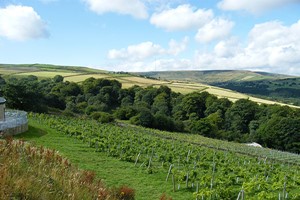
[0,110,28,137]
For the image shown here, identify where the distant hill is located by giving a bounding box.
[1,64,299,108]
[135,70,294,84]
[136,70,300,106]
[213,77,300,106]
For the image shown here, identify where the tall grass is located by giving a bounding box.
[0,137,135,200]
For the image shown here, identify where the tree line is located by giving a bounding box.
[1,75,299,153]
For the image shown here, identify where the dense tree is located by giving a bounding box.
[225,99,259,135]
[181,92,209,120]
[257,116,300,153]
[3,77,47,112]
[130,108,154,128]
[189,118,214,137]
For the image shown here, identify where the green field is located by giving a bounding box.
[135,70,294,83]
[1,63,299,108]
[15,114,300,199]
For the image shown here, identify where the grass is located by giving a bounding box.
[0,137,123,200]
[64,74,111,82]
[1,63,299,108]
[14,71,80,78]
[15,120,191,200]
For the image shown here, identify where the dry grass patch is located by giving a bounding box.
[0,137,135,200]
[64,74,111,82]
[15,71,79,78]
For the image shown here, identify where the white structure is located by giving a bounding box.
[246,142,263,148]
[0,97,28,137]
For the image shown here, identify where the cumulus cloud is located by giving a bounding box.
[105,58,192,72]
[108,37,189,61]
[108,42,164,61]
[83,0,148,19]
[218,0,300,14]
[214,37,240,57]
[0,5,49,41]
[150,4,213,31]
[194,20,300,75]
[195,18,234,43]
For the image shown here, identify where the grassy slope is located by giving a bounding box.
[0,136,115,200]
[135,70,294,83]
[1,63,299,108]
[15,116,300,199]
[15,120,189,200]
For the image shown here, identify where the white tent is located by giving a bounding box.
[246,142,262,148]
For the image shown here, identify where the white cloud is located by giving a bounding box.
[214,37,240,57]
[0,5,49,41]
[168,36,189,55]
[108,37,189,61]
[218,0,300,14]
[150,4,213,31]
[195,18,234,43]
[194,20,300,75]
[83,0,148,19]
[108,42,164,61]
[105,58,192,72]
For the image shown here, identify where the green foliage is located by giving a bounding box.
[114,106,137,120]
[2,74,300,153]
[90,112,115,123]
[214,77,300,106]
[257,116,300,153]
[153,113,175,131]
[130,109,154,128]
[53,75,64,83]
[3,76,47,112]
[225,99,259,136]
[189,118,214,137]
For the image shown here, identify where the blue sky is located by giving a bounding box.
[1,0,300,75]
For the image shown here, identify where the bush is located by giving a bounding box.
[129,109,154,128]
[114,106,136,120]
[90,112,114,123]
[113,186,135,200]
[153,114,174,131]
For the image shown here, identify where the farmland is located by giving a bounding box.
[1,63,299,108]
[2,63,300,199]
[15,113,300,199]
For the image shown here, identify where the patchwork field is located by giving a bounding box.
[1,63,299,108]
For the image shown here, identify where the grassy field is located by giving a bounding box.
[135,70,294,83]
[15,120,189,200]
[1,63,299,108]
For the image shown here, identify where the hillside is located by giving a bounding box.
[136,70,300,106]
[1,63,299,108]
[135,70,294,84]
[13,114,300,199]
[213,77,300,106]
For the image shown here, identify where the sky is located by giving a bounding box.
[1,0,300,75]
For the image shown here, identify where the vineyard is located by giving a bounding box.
[30,113,300,199]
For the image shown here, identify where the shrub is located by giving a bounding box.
[90,112,114,123]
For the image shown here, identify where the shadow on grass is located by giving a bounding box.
[15,125,47,139]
